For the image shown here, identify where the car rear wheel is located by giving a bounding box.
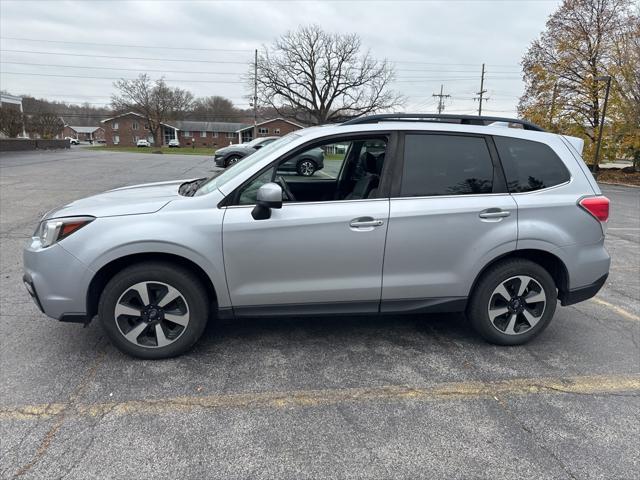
[296,159,316,176]
[98,262,209,359]
[226,155,241,167]
[467,259,556,345]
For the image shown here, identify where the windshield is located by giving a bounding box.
[195,133,300,196]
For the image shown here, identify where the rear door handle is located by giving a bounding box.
[479,208,511,219]
[350,217,384,228]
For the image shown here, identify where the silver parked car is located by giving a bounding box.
[23,114,610,359]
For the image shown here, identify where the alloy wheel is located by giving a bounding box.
[227,157,240,166]
[487,275,546,335]
[114,281,190,348]
[298,160,315,176]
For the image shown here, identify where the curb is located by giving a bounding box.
[597,181,640,188]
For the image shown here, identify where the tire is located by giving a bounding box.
[225,155,241,167]
[296,159,317,176]
[98,262,210,359]
[466,259,557,346]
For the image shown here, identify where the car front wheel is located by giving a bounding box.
[466,259,557,345]
[296,159,317,176]
[98,262,210,359]
[226,155,242,167]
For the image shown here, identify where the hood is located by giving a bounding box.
[43,179,192,220]
[216,145,255,155]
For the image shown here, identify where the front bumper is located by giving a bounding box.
[214,156,225,167]
[23,238,93,321]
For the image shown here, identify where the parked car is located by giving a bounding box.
[65,137,79,145]
[24,114,610,359]
[214,137,279,168]
[168,139,180,148]
[137,139,151,147]
[214,136,325,176]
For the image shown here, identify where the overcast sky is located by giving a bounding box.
[0,0,562,118]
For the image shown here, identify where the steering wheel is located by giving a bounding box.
[276,175,296,202]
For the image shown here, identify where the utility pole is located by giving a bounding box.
[474,63,488,116]
[432,84,450,114]
[253,49,258,141]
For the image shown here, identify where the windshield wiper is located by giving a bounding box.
[179,177,208,197]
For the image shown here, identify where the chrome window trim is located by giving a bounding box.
[508,178,573,195]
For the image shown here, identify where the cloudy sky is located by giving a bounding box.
[0,0,562,118]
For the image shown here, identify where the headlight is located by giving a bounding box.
[35,216,94,247]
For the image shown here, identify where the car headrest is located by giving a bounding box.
[360,152,378,174]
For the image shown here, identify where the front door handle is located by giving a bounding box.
[350,217,384,228]
[479,208,511,219]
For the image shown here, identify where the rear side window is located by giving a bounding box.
[400,134,494,197]
[494,136,570,193]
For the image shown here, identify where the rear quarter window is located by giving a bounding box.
[494,136,570,193]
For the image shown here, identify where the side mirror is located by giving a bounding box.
[252,182,283,220]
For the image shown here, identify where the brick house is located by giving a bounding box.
[101,112,303,147]
[173,121,250,148]
[63,125,105,143]
[236,118,304,143]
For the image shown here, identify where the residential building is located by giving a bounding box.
[101,112,304,147]
[236,118,304,143]
[0,93,27,138]
[172,121,249,147]
[63,125,105,143]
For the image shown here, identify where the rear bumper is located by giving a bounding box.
[560,273,608,306]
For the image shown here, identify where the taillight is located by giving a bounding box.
[579,196,610,222]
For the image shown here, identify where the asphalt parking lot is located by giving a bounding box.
[0,148,638,479]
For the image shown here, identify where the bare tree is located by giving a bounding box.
[518,0,635,161]
[190,96,244,122]
[0,106,24,138]
[111,74,193,149]
[252,25,403,125]
[25,110,64,139]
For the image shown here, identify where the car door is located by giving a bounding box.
[381,132,518,312]
[221,136,392,315]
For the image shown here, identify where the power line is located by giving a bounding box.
[1,71,245,83]
[0,49,250,64]
[0,61,245,76]
[0,36,254,53]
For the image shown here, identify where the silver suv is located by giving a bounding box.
[23,114,610,359]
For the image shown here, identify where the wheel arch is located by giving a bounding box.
[468,249,569,300]
[86,252,218,320]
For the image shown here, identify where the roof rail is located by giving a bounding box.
[341,113,546,132]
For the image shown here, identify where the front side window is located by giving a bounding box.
[195,134,300,196]
[494,136,570,192]
[400,134,494,197]
[235,136,387,205]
